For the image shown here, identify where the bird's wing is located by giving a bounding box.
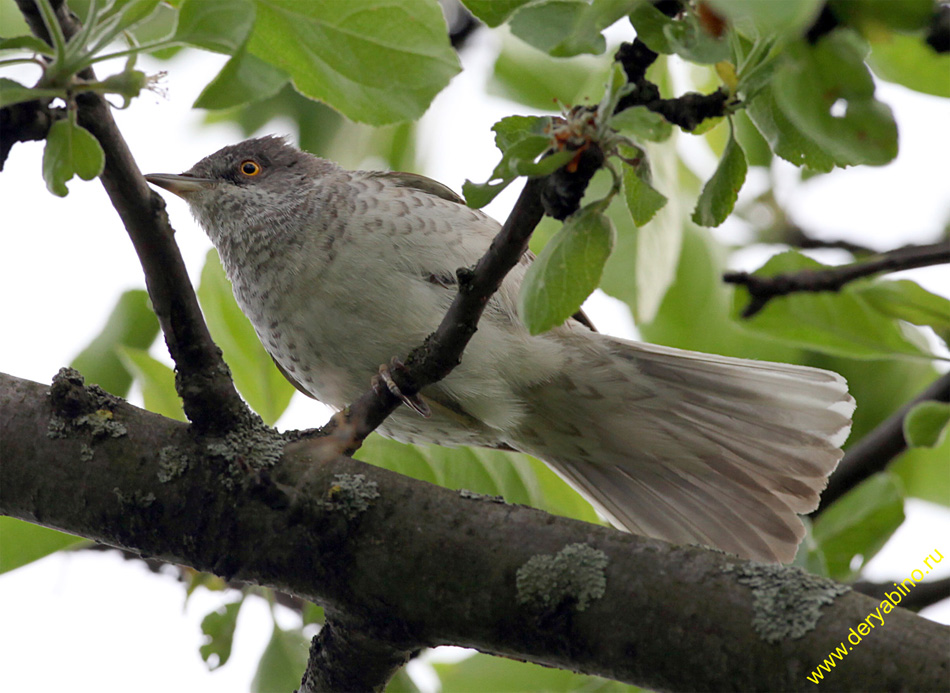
[367,171,465,204]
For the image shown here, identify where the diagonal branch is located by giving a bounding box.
[15,0,250,432]
[724,241,950,318]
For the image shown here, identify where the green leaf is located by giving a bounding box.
[197,250,295,425]
[356,435,601,524]
[0,35,54,55]
[250,624,309,693]
[174,0,254,53]
[194,46,289,109]
[434,652,632,692]
[461,0,534,27]
[772,32,898,167]
[627,1,729,63]
[732,251,937,360]
[904,401,950,449]
[746,84,836,172]
[117,347,186,421]
[0,518,89,574]
[0,77,63,109]
[829,0,935,32]
[463,115,573,208]
[868,33,950,98]
[490,36,605,111]
[609,106,673,143]
[248,0,461,125]
[706,0,823,38]
[520,204,615,334]
[71,289,160,397]
[891,426,950,506]
[621,149,668,226]
[385,668,421,693]
[508,0,634,57]
[42,119,105,196]
[692,125,747,227]
[850,279,950,344]
[89,0,162,50]
[812,473,904,581]
[199,599,244,669]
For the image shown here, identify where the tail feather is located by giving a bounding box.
[512,335,855,563]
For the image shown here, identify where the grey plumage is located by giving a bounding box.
[147,136,854,563]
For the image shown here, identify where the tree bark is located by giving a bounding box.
[2,370,947,692]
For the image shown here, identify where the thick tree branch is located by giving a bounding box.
[14,0,249,433]
[725,241,950,318]
[815,371,950,514]
[3,370,948,692]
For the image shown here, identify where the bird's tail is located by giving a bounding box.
[511,334,855,563]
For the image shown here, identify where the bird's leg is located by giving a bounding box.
[372,358,431,418]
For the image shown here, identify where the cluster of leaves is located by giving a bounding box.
[3,0,949,690]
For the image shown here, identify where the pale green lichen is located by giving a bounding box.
[725,562,851,643]
[79,443,94,462]
[157,446,190,483]
[204,419,284,488]
[319,474,380,519]
[112,487,156,507]
[516,542,609,612]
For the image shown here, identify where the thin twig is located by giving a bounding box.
[725,241,950,318]
[15,0,250,432]
[853,576,950,613]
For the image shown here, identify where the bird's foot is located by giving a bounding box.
[372,358,431,418]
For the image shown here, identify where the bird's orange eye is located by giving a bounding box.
[240,160,261,176]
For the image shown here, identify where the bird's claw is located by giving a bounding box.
[373,359,431,418]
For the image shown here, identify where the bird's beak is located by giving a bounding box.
[144,172,216,199]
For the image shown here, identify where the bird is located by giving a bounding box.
[146,135,854,563]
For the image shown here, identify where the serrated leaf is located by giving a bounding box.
[71,289,160,397]
[117,347,186,421]
[746,84,835,172]
[628,1,729,63]
[91,0,162,49]
[773,32,898,167]
[247,0,461,125]
[197,250,295,425]
[0,35,54,55]
[812,473,904,581]
[0,518,89,574]
[732,251,938,360]
[200,599,243,669]
[868,33,950,98]
[520,204,615,334]
[461,0,534,27]
[904,401,950,449]
[42,119,105,196]
[175,0,254,54]
[194,46,289,109]
[850,279,950,344]
[250,625,309,693]
[621,151,668,227]
[692,125,747,227]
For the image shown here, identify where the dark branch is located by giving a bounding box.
[345,176,549,443]
[854,576,950,613]
[4,370,949,692]
[15,0,250,433]
[815,371,950,514]
[725,241,950,318]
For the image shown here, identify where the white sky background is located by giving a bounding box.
[1,25,949,693]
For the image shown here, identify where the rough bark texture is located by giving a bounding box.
[3,371,948,692]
